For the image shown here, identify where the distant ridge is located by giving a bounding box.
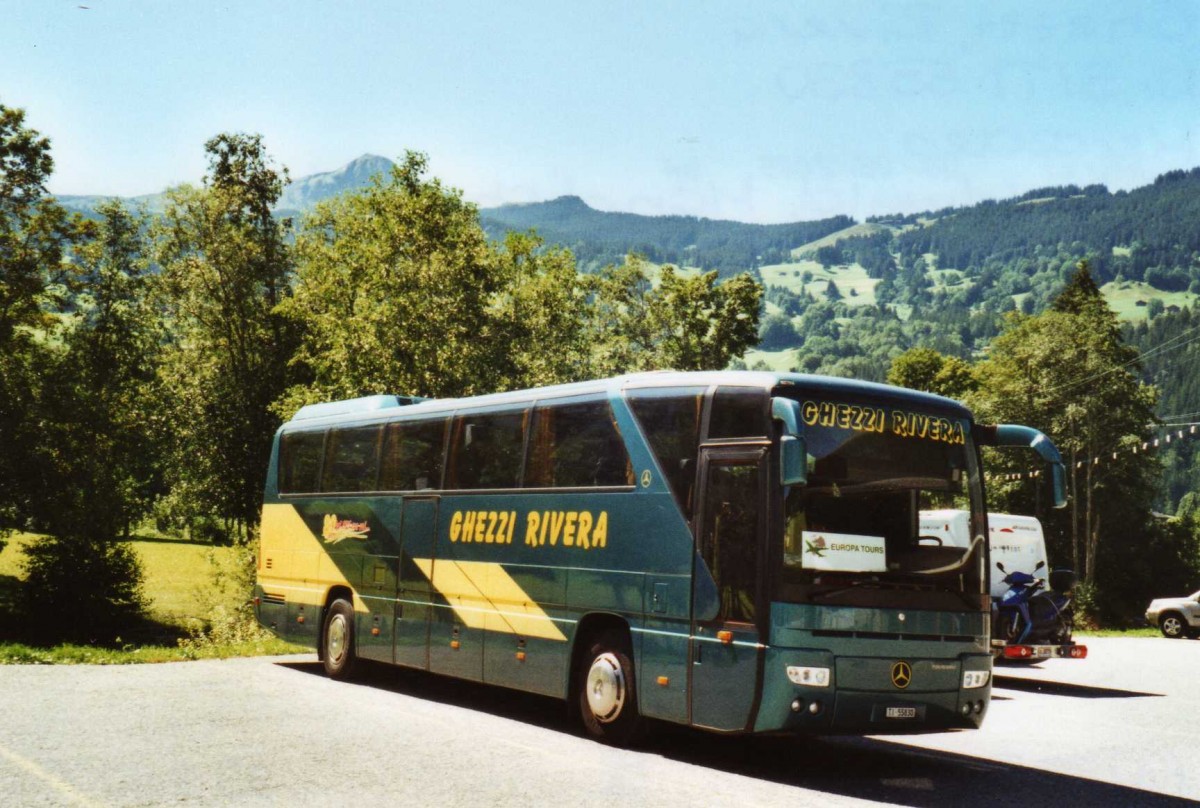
[479,195,855,275]
[56,154,399,220]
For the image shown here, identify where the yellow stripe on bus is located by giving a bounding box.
[260,503,364,611]
[412,558,567,642]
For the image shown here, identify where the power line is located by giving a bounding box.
[1045,323,1200,396]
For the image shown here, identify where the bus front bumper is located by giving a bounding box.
[754,647,992,734]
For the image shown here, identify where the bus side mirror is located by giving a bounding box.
[773,397,807,487]
[781,435,807,487]
[1044,461,1067,510]
[975,424,1069,509]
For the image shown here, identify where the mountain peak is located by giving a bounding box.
[343,154,394,175]
[276,154,396,211]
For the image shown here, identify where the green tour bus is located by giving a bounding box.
[255,370,1066,744]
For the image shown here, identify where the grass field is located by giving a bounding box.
[759,260,880,306]
[1100,281,1198,321]
[743,348,798,372]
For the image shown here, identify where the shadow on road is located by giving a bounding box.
[277,660,1189,807]
[994,675,1163,699]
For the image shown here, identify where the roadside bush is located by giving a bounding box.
[21,534,147,644]
[178,537,271,655]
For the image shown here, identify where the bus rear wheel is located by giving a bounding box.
[577,632,643,746]
[322,598,359,679]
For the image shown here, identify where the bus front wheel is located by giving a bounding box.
[322,599,359,679]
[577,631,643,746]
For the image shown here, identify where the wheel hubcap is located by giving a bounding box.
[585,652,626,723]
[1164,617,1182,636]
[327,614,348,663]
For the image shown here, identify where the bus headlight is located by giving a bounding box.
[962,670,990,689]
[786,666,831,687]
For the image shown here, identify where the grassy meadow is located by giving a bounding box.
[759,259,881,306]
[1100,281,1199,321]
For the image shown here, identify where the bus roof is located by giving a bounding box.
[281,370,974,431]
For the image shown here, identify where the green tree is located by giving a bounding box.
[35,201,164,539]
[0,104,76,551]
[887,346,978,400]
[280,152,574,410]
[974,262,1164,620]
[154,134,296,536]
[824,279,843,302]
[758,312,800,351]
[586,258,762,374]
[487,231,593,388]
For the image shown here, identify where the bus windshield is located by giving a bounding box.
[778,398,986,612]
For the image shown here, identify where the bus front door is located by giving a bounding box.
[690,447,765,732]
[395,496,438,669]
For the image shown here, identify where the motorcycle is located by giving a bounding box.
[993,560,1076,647]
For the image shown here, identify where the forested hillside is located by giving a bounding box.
[479,195,854,274]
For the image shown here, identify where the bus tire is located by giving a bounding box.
[322,598,359,679]
[577,631,643,746]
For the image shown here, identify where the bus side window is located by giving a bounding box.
[525,400,633,488]
[446,410,527,490]
[279,430,325,494]
[321,425,383,492]
[627,387,706,518]
[379,419,447,491]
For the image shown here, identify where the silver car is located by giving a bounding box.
[1146,590,1200,638]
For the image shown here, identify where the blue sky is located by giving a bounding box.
[4,1,1198,222]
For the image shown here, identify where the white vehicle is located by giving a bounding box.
[919,510,1048,599]
[1145,591,1200,638]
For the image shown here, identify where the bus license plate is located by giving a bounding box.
[885,706,918,719]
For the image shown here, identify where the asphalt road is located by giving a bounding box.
[0,637,1195,807]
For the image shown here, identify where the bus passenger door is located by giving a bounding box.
[690,447,765,732]
[395,496,438,669]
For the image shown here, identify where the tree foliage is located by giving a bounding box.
[35,201,164,540]
[0,104,76,551]
[972,263,1173,620]
[887,346,978,399]
[154,134,296,533]
[280,152,592,411]
[585,259,761,375]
